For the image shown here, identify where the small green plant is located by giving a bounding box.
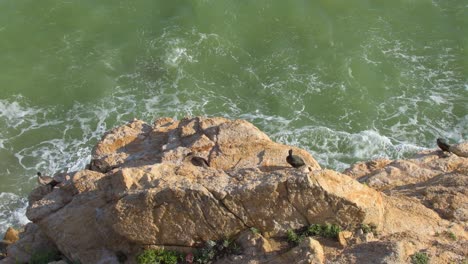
[441,230,457,240]
[286,229,304,245]
[29,250,61,264]
[445,231,457,241]
[194,239,241,263]
[306,223,341,239]
[321,223,341,238]
[250,227,260,234]
[307,224,323,236]
[136,249,182,264]
[411,251,429,264]
[195,240,216,264]
[361,223,378,236]
[219,239,241,256]
[285,223,342,246]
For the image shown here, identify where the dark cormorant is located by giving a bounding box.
[37,172,59,187]
[185,152,210,168]
[436,138,451,152]
[286,149,306,168]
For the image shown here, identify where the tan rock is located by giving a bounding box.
[338,231,353,247]
[1,223,58,264]
[24,117,381,263]
[344,149,467,191]
[236,230,274,257]
[271,237,324,264]
[343,146,468,224]
[219,233,324,264]
[2,228,18,244]
[9,117,466,263]
[90,117,321,173]
[343,158,392,179]
[332,240,412,264]
[0,227,18,262]
[450,141,468,158]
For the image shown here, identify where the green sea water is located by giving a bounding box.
[0,0,467,232]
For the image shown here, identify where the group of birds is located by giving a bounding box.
[186,149,306,168]
[37,138,454,187]
[37,150,305,187]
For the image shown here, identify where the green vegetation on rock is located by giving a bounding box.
[307,223,342,239]
[194,239,241,263]
[411,251,429,264]
[287,223,342,245]
[136,249,182,264]
[29,250,61,264]
[136,239,241,264]
[360,223,378,236]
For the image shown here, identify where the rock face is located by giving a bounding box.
[3,223,58,264]
[2,117,467,263]
[344,149,468,223]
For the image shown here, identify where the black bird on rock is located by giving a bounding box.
[286,149,306,168]
[37,172,59,187]
[436,138,451,153]
[185,152,210,168]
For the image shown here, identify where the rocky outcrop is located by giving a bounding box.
[2,117,467,263]
[0,227,19,260]
[344,148,468,223]
[2,223,58,264]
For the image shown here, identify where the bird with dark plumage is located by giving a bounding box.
[436,138,451,152]
[37,172,59,187]
[286,149,306,168]
[185,152,210,168]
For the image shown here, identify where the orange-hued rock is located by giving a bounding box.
[344,148,468,224]
[3,117,466,264]
[1,223,58,264]
[2,228,18,244]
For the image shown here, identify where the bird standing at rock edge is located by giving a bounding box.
[286,149,306,168]
[185,152,210,168]
[37,172,59,187]
[436,138,451,153]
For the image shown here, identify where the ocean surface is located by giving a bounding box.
[0,0,467,233]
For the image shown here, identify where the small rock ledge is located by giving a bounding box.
[2,117,467,264]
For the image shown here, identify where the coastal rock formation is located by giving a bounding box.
[450,141,468,158]
[0,227,19,260]
[344,148,468,223]
[3,223,58,263]
[2,117,467,263]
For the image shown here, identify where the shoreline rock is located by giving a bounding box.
[2,117,467,264]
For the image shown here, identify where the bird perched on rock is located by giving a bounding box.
[37,172,59,187]
[436,138,451,153]
[185,152,210,168]
[286,149,306,168]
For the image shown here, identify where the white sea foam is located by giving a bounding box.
[0,98,42,127]
[0,193,29,234]
[1,18,467,232]
[269,124,419,171]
